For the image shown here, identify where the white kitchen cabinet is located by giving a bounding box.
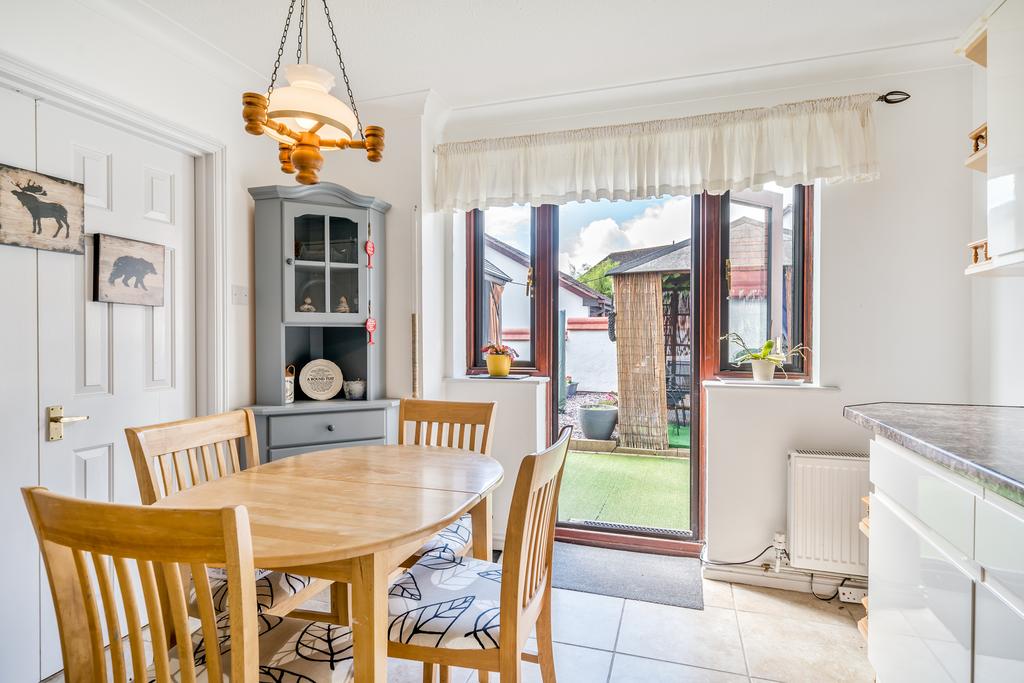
[975,582,1024,681]
[867,435,1024,683]
[961,0,1024,275]
[868,491,974,683]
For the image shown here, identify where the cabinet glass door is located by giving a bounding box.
[328,215,360,315]
[283,203,368,324]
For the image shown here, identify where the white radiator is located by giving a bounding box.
[787,449,869,576]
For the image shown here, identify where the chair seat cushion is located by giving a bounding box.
[152,614,354,682]
[388,550,503,650]
[196,570,314,614]
[414,513,473,557]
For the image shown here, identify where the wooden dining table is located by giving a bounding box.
[153,443,504,683]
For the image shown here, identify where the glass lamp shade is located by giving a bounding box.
[265,64,358,147]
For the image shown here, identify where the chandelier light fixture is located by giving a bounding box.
[242,0,383,184]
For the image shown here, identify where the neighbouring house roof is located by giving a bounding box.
[603,245,668,265]
[607,239,692,275]
[484,234,611,307]
[483,258,512,284]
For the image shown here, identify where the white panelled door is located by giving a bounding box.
[0,89,197,681]
[0,87,43,683]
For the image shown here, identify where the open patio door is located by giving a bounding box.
[552,196,702,551]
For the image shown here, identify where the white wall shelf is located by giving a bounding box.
[965,249,1024,276]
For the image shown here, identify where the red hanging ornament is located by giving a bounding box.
[362,301,374,344]
[365,238,375,268]
[365,221,375,269]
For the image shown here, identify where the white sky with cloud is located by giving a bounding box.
[559,196,692,273]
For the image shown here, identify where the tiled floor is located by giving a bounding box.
[45,579,872,683]
[388,580,873,683]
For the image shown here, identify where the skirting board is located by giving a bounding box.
[703,563,866,594]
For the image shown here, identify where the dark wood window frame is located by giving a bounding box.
[465,206,556,383]
[701,185,814,381]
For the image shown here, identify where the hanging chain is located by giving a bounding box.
[267,0,299,96]
[294,0,306,63]
[321,0,364,140]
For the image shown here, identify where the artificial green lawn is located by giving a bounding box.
[557,451,690,531]
[668,423,690,449]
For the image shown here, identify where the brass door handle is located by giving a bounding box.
[47,406,89,441]
[52,415,89,424]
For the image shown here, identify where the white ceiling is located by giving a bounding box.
[140,0,988,109]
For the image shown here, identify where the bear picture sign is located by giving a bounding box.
[93,233,165,306]
[0,164,85,254]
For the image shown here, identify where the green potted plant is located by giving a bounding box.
[721,333,809,382]
[580,393,618,441]
[565,374,579,398]
[480,342,518,377]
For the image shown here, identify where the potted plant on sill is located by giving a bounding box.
[721,333,809,382]
[481,342,518,377]
[580,393,618,441]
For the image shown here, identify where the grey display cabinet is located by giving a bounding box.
[247,183,395,463]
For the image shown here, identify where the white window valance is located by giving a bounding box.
[435,93,880,212]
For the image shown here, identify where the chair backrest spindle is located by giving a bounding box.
[126,410,260,504]
[398,399,497,455]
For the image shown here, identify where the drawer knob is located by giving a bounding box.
[327,424,335,431]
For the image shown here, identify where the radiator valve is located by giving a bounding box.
[772,532,787,573]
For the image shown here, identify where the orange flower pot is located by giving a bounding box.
[486,353,512,377]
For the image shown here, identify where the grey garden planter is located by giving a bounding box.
[580,406,618,441]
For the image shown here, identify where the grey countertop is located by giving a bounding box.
[844,402,1024,506]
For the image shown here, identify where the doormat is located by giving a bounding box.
[551,541,704,609]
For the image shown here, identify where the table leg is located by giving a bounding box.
[470,494,493,562]
[351,552,388,683]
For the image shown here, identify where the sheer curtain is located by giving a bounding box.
[436,93,879,212]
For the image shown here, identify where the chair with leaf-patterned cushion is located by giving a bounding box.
[387,426,571,683]
[398,399,497,566]
[125,409,348,625]
[23,486,357,682]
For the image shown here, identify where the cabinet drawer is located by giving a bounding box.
[868,492,973,683]
[268,409,387,448]
[976,495,1024,607]
[267,437,386,462]
[869,438,978,559]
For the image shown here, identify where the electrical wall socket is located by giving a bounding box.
[838,586,868,604]
[231,285,249,306]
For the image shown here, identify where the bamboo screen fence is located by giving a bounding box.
[613,272,669,450]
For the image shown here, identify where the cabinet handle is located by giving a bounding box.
[285,257,294,265]
[327,424,335,431]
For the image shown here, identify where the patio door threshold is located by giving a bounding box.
[556,525,702,558]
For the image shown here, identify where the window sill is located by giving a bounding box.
[445,375,550,385]
[702,379,838,391]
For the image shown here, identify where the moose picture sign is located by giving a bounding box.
[0,164,85,254]
[93,233,166,306]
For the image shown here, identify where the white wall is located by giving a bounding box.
[443,377,549,545]
[565,330,617,393]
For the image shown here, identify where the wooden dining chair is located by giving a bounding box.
[22,486,356,682]
[387,426,572,683]
[124,409,346,625]
[398,399,498,566]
